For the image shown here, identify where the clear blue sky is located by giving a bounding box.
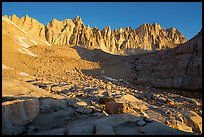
[2,2,202,40]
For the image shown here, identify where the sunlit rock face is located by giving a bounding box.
[130,30,202,90]
[45,18,187,55]
[7,14,46,40]
[5,14,187,55]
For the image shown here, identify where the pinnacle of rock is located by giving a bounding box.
[73,15,83,26]
[10,14,19,22]
[151,22,161,29]
[74,15,82,22]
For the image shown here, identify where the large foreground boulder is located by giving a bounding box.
[2,98,39,135]
[182,111,202,134]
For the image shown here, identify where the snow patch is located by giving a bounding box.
[17,37,37,57]
[18,72,30,76]
[30,39,38,45]
[2,64,15,70]
[17,48,37,57]
[17,48,26,54]
[102,76,118,82]
[17,36,30,48]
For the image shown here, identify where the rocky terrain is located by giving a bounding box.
[2,15,202,135]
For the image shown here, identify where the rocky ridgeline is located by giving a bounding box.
[3,14,187,55]
[2,68,202,135]
[129,30,202,91]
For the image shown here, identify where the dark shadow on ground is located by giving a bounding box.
[72,46,202,99]
[72,46,134,80]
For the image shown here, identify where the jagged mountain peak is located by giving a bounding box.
[2,14,188,55]
[151,22,162,29]
[48,18,62,27]
[2,15,9,18]
[102,26,111,31]
[51,18,59,22]
[138,22,163,30]
[73,15,82,22]
[166,27,182,34]
[167,27,176,30]
[25,14,31,18]
[7,14,20,23]
[11,14,19,20]
[73,15,84,26]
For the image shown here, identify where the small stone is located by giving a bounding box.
[106,85,112,90]
[176,121,193,133]
[76,101,88,106]
[115,90,122,95]
[105,102,127,114]
[111,93,116,96]
[137,120,146,126]
[137,94,145,99]
[145,94,152,101]
[166,98,175,106]
[51,86,62,92]
[165,120,170,125]
[150,105,158,109]
[151,95,157,100]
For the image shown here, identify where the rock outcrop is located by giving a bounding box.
[2,99,39,135]
[130,30,202,90]
[3,14,187,55]
[31,113,193,135]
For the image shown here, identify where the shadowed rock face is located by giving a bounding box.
[129,30,202,91]
[2,99,40,135]
[3,14,187,55]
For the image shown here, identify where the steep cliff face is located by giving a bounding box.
[4,14,187,55]
[45,18,187,55]
[129,30,202,90]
